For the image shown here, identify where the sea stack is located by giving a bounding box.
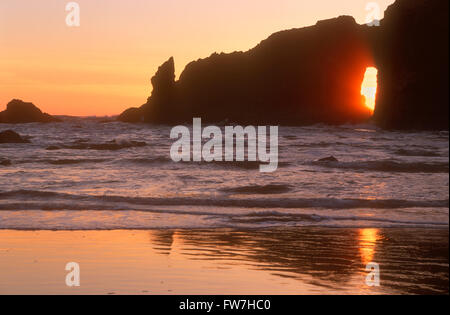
[119,16,374,125]
[118,0,449,130]
[0,99,60,124]
[373,0,449,130]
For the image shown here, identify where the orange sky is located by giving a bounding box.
[0,0,393,116]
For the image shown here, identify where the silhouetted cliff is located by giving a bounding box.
[373,0,449,130]
[0,99,60,123]
[119,0,449,130]
[119,16,374,125]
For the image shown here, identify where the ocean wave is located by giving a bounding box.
[224,211,448,227]
[47,158,109,165]
[394,149,443,157]
[123,157,172,165]
[0,189,447,210]
[11,157,112,166]
[0,209,447,230]
[46,139,147,151]
[310,160,449,173]
[175,160,291,170]
[220,184,292,194]
[107,157,290,169]
[294,141,342,148]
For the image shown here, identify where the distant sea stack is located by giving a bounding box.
[119,0,449,130]
[0,99,60,124]
[373,0,449,130]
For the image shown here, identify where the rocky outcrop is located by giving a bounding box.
[0,99,60,124]
[119,57,177,123]
[0,130,30,143]
[119,0,449,130]
[0,158,12,166]
[373,0,449,130]
[119,16,374,125]
[118,107,144,123]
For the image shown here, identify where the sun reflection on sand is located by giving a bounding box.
[358,228,380,265]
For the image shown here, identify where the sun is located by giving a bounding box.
[361,67,378,112]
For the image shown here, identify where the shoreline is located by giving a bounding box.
[1,225,449,231]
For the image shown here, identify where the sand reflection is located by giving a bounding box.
[148,227,448,294]
[358,228,380,265]
[0,228,447,294]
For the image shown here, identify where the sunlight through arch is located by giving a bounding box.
[361,67,378,112]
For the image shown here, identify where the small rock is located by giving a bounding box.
[0,130,30,143]
[0,158,11,166]
[318,156,338,162]
[46,146,61,151]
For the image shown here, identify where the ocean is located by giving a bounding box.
[1,119,448,230]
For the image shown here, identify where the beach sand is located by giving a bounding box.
[0,228,448,295]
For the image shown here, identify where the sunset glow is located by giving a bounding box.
[358,228,379,265]
[0,0,448,297]
[361,67,378,112]
[0,0,394,116]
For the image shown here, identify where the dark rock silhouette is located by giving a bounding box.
[119,0,449,130]
[0,99,60,124]
[45,145,61,151]
[119,16,374,125]
[0,130,30,143]
[373,0,449,130]
[318,156,339,162]
[0,158,12,166]
[118,107,144,123]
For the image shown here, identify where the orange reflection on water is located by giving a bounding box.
[358,228,380,265]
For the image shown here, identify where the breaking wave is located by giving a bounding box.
[0,189,447,210]
[310,160,449,173]
[220,184,293,194]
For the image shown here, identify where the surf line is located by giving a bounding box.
[169,118,278,173]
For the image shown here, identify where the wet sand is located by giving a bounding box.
[0,228,448,295]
